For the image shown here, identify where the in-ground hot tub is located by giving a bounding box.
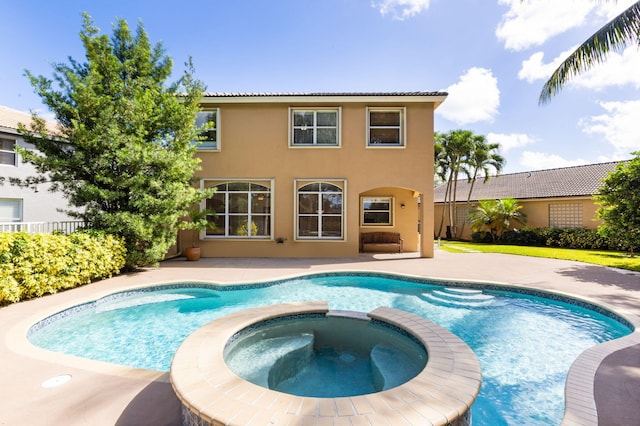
[224,309,427,398]
[170,301,481,425]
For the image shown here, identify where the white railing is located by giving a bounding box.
[0,221,87,235]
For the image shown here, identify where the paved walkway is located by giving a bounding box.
[1,249,639,425]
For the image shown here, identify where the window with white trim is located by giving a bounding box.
[290,108,340,146]
[361,197,393,226]
[195,109,219,150]
[204,180,272,238]
[549,203,582,228]
[367,108,405,146]
[0,199,22,222]
[0,138,16,166]
[296,181,344,239]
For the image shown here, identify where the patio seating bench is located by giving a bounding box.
[360,232,403,253]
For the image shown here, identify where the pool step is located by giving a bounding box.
[421,287,495,308]
[370,343,426,392]
[433,288,494,302]
[226,333,314,388]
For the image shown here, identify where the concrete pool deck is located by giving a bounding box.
[1,248,639,425]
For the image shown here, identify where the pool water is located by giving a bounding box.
[224,315,428,397]
[29,274,631,426]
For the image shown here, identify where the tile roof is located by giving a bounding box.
[201,92,448,107]
[0,105,58,135]
[434,161,626,203]
[202,91,448,97]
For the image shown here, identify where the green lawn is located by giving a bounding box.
[439,241,640,272]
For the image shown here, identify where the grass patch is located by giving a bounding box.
[440,241,640,272]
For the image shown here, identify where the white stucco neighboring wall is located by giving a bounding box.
[0,107,74,223]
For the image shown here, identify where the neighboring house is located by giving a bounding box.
[181,92,447,258]
[0,105,74,226]
[433,161,624,241]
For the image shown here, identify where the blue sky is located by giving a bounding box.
[2,0,639,173]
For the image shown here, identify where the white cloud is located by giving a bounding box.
[519,46,640,90]
[580,100,640,158]
[496,0,637,51]
[496,0,593,51]
[518,46,576,82]
[519,151,589,170]
[570,48,640,90]
[372,0,430,20]
[436,67,500,125]
[487,132,536,153]
[593,0,638,21]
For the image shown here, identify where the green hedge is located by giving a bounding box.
[0,231,126,305]
[472,227,616,250]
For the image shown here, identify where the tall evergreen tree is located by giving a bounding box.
[17,13,212,268]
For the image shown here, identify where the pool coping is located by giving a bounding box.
[170,301,482,425]
[4,260,640,425]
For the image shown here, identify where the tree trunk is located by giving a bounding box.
[436,171,453,239]
[450,166,460,239]
[459,172,478,238]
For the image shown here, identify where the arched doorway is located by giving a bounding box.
[359,186,429,257]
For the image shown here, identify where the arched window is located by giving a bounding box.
[205,181,272,238]
[296,181,344,239]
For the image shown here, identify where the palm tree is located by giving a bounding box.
[539,1,640,104]
[434,133,451,238]
[458,138,505,236]
[434,130,474,239]
[469,198,527,243]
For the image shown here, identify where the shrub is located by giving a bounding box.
[495,227,615,250]
[471,231,493,243]
[545,227,614,250]
[0,231,126,305]
[500,227,547,246]
[0,234,20,304]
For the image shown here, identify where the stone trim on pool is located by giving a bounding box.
[170,301,482,426]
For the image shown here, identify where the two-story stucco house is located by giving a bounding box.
[180,92,447,258]
[0,106,74,226]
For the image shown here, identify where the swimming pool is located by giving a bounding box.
[28,272,632,425]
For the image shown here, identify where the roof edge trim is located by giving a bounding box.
[200,92,448,104]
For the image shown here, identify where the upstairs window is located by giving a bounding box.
[196,109,219,150]
[291,109,340,146]
[367,108,405,147]
[0,138,16,166]
[361,197,393,226]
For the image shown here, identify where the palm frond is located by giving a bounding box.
[539,1,640,104]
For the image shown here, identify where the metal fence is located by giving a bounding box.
[0,221,87,234]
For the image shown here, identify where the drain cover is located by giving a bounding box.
[42,374,72,388]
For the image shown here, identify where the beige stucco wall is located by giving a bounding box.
[180,98,436,258]
[359,187,422,252]
[434,197,602,241]
[519,198,602,229]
